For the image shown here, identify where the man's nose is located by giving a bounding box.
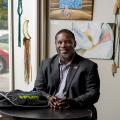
[60,42,66,47]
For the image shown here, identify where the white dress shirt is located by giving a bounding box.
[55,61,71,99]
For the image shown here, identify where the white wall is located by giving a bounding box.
[13,0,38,91]
[48,0,120,120]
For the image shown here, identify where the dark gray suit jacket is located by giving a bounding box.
[33,53,100,107]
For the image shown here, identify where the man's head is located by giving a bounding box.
[55,29,76,64]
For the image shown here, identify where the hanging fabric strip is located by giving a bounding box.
[17,0,23,47]
[117,19,120,68]
[23,20,32,84]
[112,15,118,76]
[112,0,120,76]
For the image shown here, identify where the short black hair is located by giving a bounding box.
[55,29,75,41]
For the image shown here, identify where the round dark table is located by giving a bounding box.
[0,107,94,120]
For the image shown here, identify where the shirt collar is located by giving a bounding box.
[58,53,75,66]
[59,59,72,66]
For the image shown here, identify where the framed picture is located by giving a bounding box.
[49,0,94,20]
[72,22,116,59]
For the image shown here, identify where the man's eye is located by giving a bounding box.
[67,41,71,44]
[57,41,72,45]
[58,41,62,44]
[65,41,72,44]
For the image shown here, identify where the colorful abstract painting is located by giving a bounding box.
[59,0,82,9]
[49,0,94,20]
[72,22,116,59]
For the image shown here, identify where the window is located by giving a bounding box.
[0,0,9,91]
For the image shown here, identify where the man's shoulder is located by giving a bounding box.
[76,54,97,66]
[42,54,58,64]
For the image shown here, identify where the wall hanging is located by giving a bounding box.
[49,0,94,20]
[112,0,120,76]
[72,22,116,59]
[23,19,32,84]
[17,0,23,47]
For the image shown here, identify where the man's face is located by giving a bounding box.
[55,32,76,62]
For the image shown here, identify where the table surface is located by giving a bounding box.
[0,107,93,120]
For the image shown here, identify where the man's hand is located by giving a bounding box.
[48,96,78,110]
[47,96,60,109]
[57,98,78,109]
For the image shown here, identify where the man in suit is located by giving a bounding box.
[33,29,100,110]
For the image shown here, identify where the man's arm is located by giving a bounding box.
[52,63,100,109]
[33,61,50,99]
[74,63,100,107]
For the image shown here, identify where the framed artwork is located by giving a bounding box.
[72,22,116,59]
[49,21,116,59]
[49,0,94,20]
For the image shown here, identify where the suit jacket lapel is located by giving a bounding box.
[65,53,82,93]
[65,64,79,92]
[50,57,60,93]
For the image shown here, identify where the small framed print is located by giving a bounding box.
[49,0,94,20]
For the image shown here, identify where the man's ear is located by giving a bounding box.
[74,40,76,48]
